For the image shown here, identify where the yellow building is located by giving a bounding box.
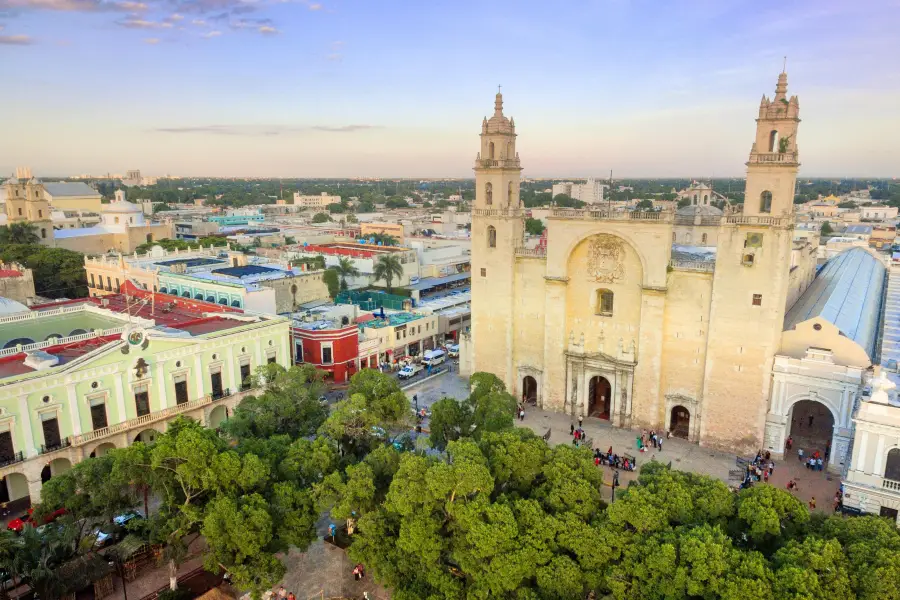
[360,222,405,241]
[42,182,103,214]
[468,73,805,454]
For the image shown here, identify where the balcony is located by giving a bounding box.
[515,247,547,259]
[39,438,72,455]
[0,451,24,468]
[669,260,715,273]
[883,479,900,492]
[725,215,791,227]
[474,158,521,169]
[550,209,674,223]
[212,388,231,401]
[69,388,255,448]
[472,208,525,218]
[747,152,798,165]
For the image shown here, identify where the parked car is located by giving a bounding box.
[398,364,424,380]
[7,507,67,533]
[446,344,460,358]
[92,511,145,548]
[422,349,446,366]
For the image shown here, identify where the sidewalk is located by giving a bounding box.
[516,408,840,510]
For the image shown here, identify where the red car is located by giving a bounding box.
[6,507,67,533]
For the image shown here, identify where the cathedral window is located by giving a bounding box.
[508,182,513,205]
[672,232,676,243]
[768,130,778,152]
[487,226,497,248]
[480,268,486,277]
[885,448,900,481]
[701,233,708,244]
[702,195,708,205]
[485,183,493,205]
[752,294,762,306]
[114,217,120,224]
[743,254,755,266]
[760,191,773,213]
[489,142,495,159]
[17,208,22,216]
[38,210,42,218]
[596,289,614,316]
[40,228,46,239]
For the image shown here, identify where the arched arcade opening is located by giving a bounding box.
[788,399,835,462]
[522,376,537,405]
[670,405,690,439]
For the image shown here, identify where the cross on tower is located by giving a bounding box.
[497,84,502,94]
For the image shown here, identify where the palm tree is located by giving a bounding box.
[334,256,360,290]
[0,222,40,245]
[373,254,404,293]
[371,233,398,247]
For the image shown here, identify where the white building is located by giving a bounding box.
[551,178,608,204]
[861,205,899,221]
[294,192,341,208]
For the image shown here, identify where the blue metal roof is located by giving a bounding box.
[784,247,886,359]
[43,182,100,197]
[406,272,471,291]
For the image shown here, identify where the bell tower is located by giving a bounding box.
[3,171,54,245]
[700,72,800,454]
[743,71,800,217]
[470,90,524,387]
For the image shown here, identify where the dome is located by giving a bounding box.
[676,204,723,217]
[103,200,142,214]
[28,177,41,185]
[0,297,30,316]
[5,177,18,186]
[485,92,513,134]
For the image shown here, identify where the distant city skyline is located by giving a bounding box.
[1,0,898,178]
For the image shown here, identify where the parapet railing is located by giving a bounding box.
[550,209,674,222]
[0,326,128,358]
[747,152,798,164]
[472,208,526,217]
[515,247,547,258]
[669,260,715,273]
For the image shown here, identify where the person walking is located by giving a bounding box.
[809,497,816,510]
[278,586,287,600]
[798,447,804,462]
[578,415,584,428]
[816,457,823,472]
[570,423,575,435]
[786,435,793,450]
[519,407,525,421]
[658,437,663,452]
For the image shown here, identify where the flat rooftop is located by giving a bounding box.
[358,312,423,330]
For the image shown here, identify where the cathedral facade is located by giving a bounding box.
[469,73,803,453]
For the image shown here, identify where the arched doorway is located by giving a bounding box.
[670,406,690,439]
[588,376,611,419]
[89,442,116,458]
[522,376,537,405]
[134,429,159,445]
[788,399,835,462]
[2,472,29,503]
[209,405,228,429]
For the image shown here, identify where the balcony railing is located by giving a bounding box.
[0,451,24,468]
[212,388,231,401]
[515,247,547,259]
[472,208,525,218]
[474,158,521,169]
[883,479,900,492]
[0,326,128,359]
[670,260,715,273]
[725,215,791,227]
[39,438,72,455]
[69,388,254,447]
[748,151,797,164]
[550,209,675,223]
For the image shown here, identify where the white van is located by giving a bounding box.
[446,344,460,358]
[422,349,446,366]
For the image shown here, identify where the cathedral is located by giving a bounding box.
[468,72,813,454]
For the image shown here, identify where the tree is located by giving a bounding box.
[821,221,833,235]
[384,197,408,209]
[358,200,376,213]
[838,201,857,208]
[677,198,691,208]
[312,212,331,223]
[323,268,340,298]
[0,244,88,298]
[373,254,404,292]
[0,222,40,245]
[635,199,654,210]
[284,236,296,245]
[428,397,473,451]
[368,233,398,247]
[552,194,586,209]
[334,256,361,290]
[222,364,328,442]
[524,218,545,236]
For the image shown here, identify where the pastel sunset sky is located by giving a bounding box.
[1,0,898,177]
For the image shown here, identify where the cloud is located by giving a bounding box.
[166,12,182,20]
[117,15,173,28]
[325,52,342,62]
[201,29,220,37]
[143,36,159,43]
[257,24,276,34]
[191,18,205,24]
[307,2,320,9]
[0,33,32,43]
[154,124,380,136]
[0,0,144,11]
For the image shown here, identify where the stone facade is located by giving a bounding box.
[470,74,802,454]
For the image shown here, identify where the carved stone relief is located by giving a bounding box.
[586,235,626,283]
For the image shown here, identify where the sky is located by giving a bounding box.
[1,0,899,178]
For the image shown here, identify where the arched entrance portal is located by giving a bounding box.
[209,405,228,429]
[522,376,537,405]
[588,376,612,419]
[670,406,690,439]
[788,400,835,460]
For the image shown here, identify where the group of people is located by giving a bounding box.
[275,586,296,600]
[593,447,636,471]
[799,448,826,471]
[517,403,527,421]
[636,429,667,453]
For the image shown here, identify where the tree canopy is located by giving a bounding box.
[0,243,88,298]
[525,217,545,236]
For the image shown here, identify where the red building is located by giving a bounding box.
[292,323,361,383]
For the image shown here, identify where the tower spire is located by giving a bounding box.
[774,70,788,101]
[494,86,503,116]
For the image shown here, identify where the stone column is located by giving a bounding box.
[113,375,128,422]
[542,277,568,412]
[66,383,82,437]
[194,354,205,398]
[156,362,168,410]
[17,396,36,458]
[226,345,237,392]
[27,476,43,503]
[631,287,666,429]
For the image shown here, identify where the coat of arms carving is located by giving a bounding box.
[587,235,625,283]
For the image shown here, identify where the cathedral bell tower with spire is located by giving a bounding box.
[700,72,800,453]
[470,90,524,387]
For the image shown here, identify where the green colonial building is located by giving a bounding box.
[0,282,290,505]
